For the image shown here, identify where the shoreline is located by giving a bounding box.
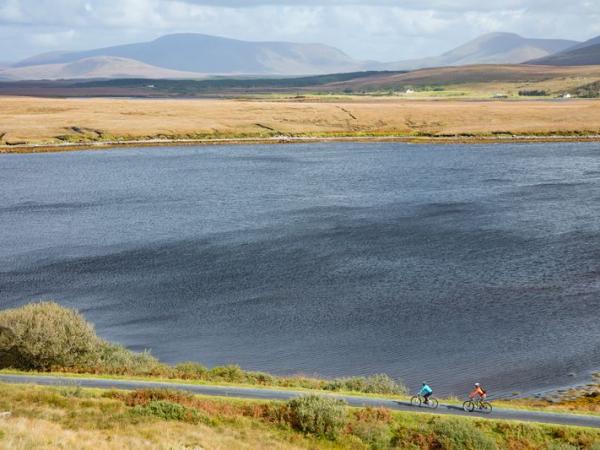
[3,133,600,154]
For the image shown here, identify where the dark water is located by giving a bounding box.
[1,142,599,396]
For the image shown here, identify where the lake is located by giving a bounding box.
[1,142,599,396]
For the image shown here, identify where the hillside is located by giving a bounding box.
[0,57,206,80]
[383,32,578,70]
[317,64,600,96]
[529,35,600,65]
[13,33,364,76]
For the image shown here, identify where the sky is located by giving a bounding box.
[1,0,600,63]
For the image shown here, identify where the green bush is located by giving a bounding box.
[174,361,207,379]
[246,371,275,385]
[0,302,100,370]
[350,420,392,449]
[285,395,347,439]
[208,364,245,382]
[131,400,200,423]
[519,89,547,96]
[432,418,497,450]
[95,342,166,376]
[324,374,406,395]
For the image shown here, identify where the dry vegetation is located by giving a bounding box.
[324,64,600,96]
[0,383,599,450]
[1,95,600,150]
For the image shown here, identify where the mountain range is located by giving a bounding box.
[382,32,577,70]
[1,32,599,80]
[528,36,600,66]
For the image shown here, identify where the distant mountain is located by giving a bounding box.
[528,36,600,65]
[383,32,578,70]
[13,33,364,76]
[6,32,584,81]
[0,56,205,80]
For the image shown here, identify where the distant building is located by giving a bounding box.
[493,93,508,99]
[562,93,572,99]
[405,89,415,94]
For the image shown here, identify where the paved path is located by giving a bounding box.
[2,374,599,428]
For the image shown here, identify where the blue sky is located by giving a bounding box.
[1,0,599,62]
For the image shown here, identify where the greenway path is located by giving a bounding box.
[1,373,599,429]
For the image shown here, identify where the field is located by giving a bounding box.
[2,95,600,150]
[1,382,599,450]
[325,64,600,97]
[2,64,600,99]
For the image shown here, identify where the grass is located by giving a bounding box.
[2,95,600,150]
[0,382,599,449]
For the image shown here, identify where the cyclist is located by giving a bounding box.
[419,382,433,404]
[469,382,487,401]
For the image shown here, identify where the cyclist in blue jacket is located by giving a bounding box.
[419,382,433,404]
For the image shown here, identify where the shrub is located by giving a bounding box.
[113,388,192,407]
[519,89,547,96]
[348,408,393,449]
[131,400,201,423]
[349,420,392,449]
[208,364,245,382]
[95,342,167,376]
[0,302,100,370]
[246,371,275,385]
[285,395,347,439]
[572,81,600,98]
[432,419,497,450]
[324,374,406,395]
[174,361,207,379]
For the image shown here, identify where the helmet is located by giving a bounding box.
[474,383,480,386]
[422,382,427,386]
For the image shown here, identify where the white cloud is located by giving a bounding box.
[0,0,599,62]
[29,29,77,47]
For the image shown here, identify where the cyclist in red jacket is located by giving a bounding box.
[469,383,487,400]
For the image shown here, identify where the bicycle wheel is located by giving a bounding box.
[429,397,439,409]
[410,396,422,407]
[463,400,474,412]
[481,402,493,414]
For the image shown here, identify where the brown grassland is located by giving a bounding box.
[326,64,600,94]
[2,95,600,151]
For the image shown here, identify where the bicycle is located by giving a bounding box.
[463,397,492,414]
[410,393,439,409]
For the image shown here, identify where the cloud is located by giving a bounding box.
[0,0,599,62]
[29,29,77,47]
